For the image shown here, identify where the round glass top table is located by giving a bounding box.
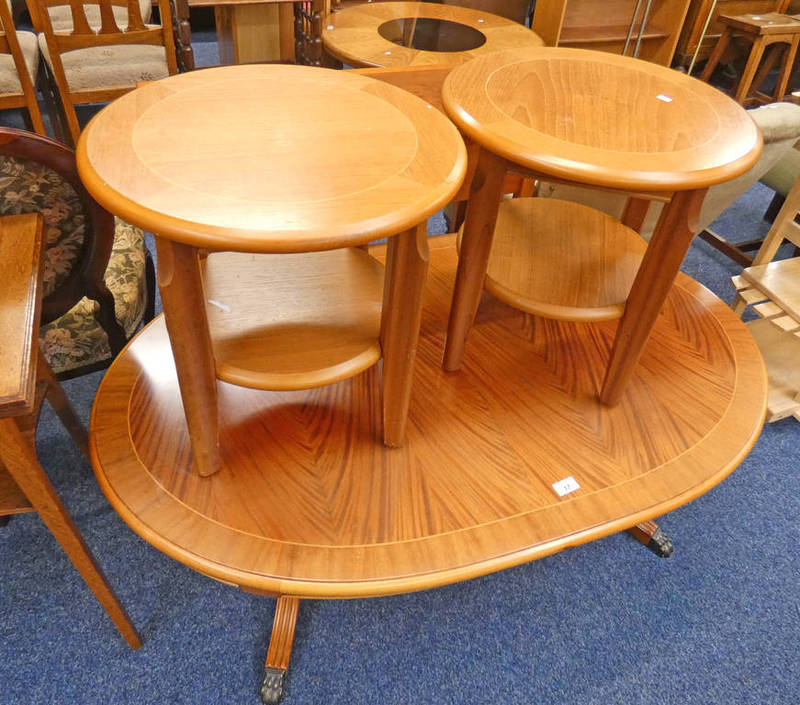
[440,47,764,405]
[322,1,543,68]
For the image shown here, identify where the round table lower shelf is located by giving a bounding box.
[204,248,384,391]
[460,197,648,322]
[89,237,766,599]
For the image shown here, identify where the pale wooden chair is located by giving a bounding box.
[732,171,800,424]
[29,0,178,144]
[0,0,45,134]
[0,212,140,648]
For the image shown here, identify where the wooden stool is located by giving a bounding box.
[700,12,800,104]
[0,213,140,650]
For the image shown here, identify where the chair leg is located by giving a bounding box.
[38,354,89,461]
[261,596,300,704]
[699,27,731,83]
[143,248,157,325]
[764,193,786,223]
[628,520,674,558]
[773,37,800,102]
[735,37,767,104]
[0,417,141,649]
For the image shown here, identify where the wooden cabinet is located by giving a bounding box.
[674,0,790,69]
[531,0,692,65]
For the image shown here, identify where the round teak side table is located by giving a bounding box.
[322,1,543,68]
[441,47,763,405]
[76,64,467,477]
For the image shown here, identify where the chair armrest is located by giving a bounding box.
[0,213,44,419]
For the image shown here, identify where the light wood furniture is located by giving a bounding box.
[441,47,762,407]
[531,0,692,65]
[676,0,790,70]
[323,1,543,68]
[0,212,140,650]
[700,12,800,104]
[89,235,766,702]
[188,0,296,64]
[76,62,466,472]
[30,0,178,144]
[733,172,800,422]
[0,0,45,134]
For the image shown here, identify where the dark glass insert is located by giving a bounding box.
[378,17,487,52]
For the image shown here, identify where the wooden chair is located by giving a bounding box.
[732,171,800,423]
[0,127,156,377]
[700,13,800,105]
[0,0,45,134]
[0,212,140,648]
[30,0,178,144]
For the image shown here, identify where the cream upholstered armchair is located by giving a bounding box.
[538,102,800,261]
[0,127,155,377]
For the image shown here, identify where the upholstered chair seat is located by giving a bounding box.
[0,30,37,93]
[37,36,169,92]
[0,143,152,376]
[39,219,149,375]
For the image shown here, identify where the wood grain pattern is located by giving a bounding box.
[463,197,648,322]
[76,64,467,252]
[323,2,543,69]
[88,237,767,598]
[203,249,384,391]
[0,214,43,419]
[442,47,763,191]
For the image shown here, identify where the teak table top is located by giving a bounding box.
[323,2,543,69]
[442,47,763,191]
[76,64,466,252]
[90,238,766,598]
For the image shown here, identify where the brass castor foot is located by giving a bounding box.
[260,667,286,704]
[644,526,674,558]
[628,520,674,558]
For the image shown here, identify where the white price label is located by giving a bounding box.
[552,476,580,497]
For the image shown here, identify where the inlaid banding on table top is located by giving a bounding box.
[91,241,766,596]
[322,1,543,69]
[443,47,763,191]
[76,65,467,252]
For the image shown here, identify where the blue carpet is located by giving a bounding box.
[1,48,799,705]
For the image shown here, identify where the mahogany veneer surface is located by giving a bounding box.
[90,238,766,598]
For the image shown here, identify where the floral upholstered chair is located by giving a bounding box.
[0,127,155,377]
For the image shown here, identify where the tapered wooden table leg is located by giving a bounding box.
[0,417,141,648]
[629,520,674,558]
[381,223,430,447]
[600,189,708,406]
[261,596,300,705]
[443,148,508,372]
[154,238,220,477]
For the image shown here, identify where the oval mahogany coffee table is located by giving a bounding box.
[89,231,766,701]
[322,1,543,68]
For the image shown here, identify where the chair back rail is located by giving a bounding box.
[30,0,178,143]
